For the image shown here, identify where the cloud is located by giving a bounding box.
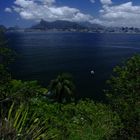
[100,0,112,5]
[99,2,140,27]
[35,0,55,5]
[90,0,95,4]
[5,7,12,13]
[10,0,93,22]
[7,0,140,27]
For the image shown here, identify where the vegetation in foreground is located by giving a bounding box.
[0,31,140,140]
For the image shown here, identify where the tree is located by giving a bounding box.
[48,73,75,103]
[106,55,140,139]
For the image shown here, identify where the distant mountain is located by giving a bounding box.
[29,19,140,33]
[31,19,88,30]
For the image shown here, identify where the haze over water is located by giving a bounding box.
[7,32,140,100]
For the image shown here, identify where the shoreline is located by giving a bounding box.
[6,30,140,35]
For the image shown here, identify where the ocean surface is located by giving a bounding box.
[7,32,140,100]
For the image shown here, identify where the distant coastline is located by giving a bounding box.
[6,29,140,34]
[3,19,140,34]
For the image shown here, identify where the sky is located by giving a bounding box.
[1,0,140,27]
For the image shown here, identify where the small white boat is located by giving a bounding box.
[91,70,94,74]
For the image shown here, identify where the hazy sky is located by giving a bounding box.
[1,0,140,27]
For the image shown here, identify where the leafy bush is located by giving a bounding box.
[30,99,121,140]
[0,103,53,140]
[0,78,47,104]
[7,80,47,103]
[106,55,140,139]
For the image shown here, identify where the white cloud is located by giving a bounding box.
[100,0,112,5]
[11,0,93,22]
[99,2,140,27]
[90,0,95,4]
[7,0,140,27]
[5,7,12,13]
[36,0,55,4]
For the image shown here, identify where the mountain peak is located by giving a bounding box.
[31,19,87,30]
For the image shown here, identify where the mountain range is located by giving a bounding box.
[30,19,103,31]
[1,19,140,33]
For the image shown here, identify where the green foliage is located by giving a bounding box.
[0,103,52,140]
[48,73,75,103]
[0,64,11,85]
[0,56,48,103]
[8,80,47,102]
[106,55,140,139]
[0,64,12,100]
[0,31,15,101]
[30,99,121,140]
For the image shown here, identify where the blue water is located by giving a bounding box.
[7,32,140,100]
